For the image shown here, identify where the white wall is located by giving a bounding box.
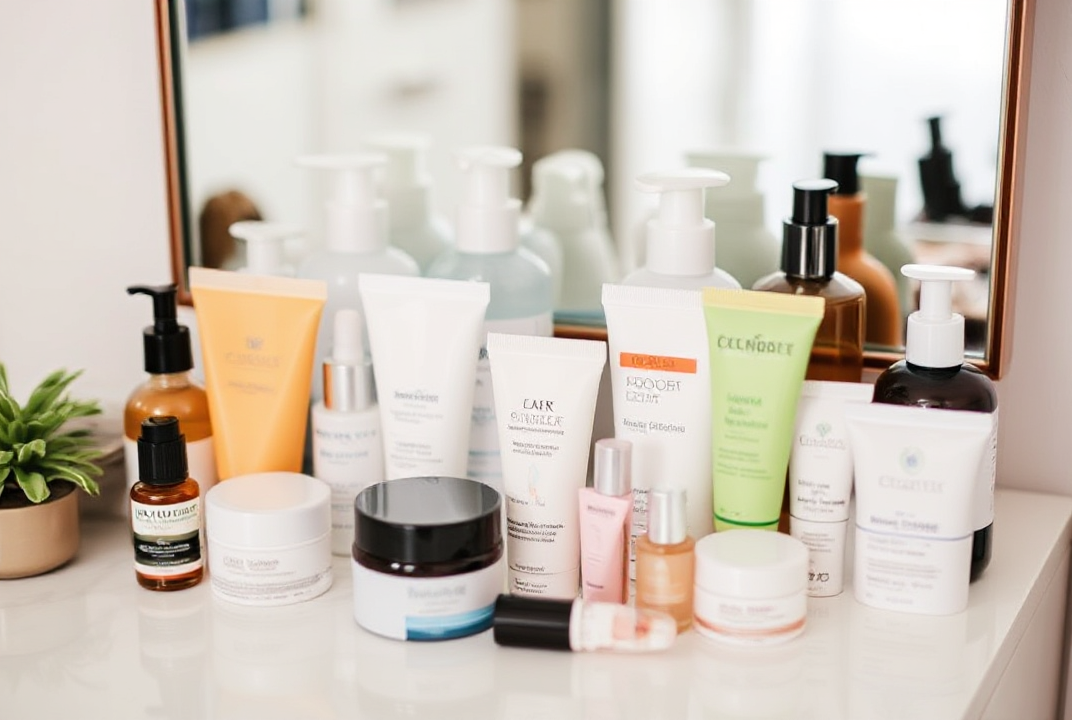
[0,1,172,405]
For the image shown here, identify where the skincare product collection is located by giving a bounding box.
[122,140,998,659]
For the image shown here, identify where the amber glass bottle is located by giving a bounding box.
[635,488,695,632]
[125,285,216,496]
[130,416,204,592]
[824,153,902,348]
[753,180,865,383]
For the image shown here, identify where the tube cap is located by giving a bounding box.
[296,153,388,254]
[137,416,188,486]
[127,284,193,374]
[781,179,839,280]
[493,595,573,651]
[228,221,301,276]
[902,263,974,368]
[822,152,868,196]
[647,488,688,545]
[637,169,729,276]
[455,146,522,254]
[323,309,375,413]
[593,438,631,497]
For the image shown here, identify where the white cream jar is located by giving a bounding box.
[205,472,332,607]
[693,530,808,646]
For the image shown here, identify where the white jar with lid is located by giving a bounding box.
[693,529,808,645]
[205,472,332,607]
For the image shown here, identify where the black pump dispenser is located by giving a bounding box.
[782,179,839,280]
[822,153,866,196]
[919,116,965,221]
[127,284,193,374]
[137,416,189,487]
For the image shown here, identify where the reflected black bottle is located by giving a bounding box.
[872,265,997,582]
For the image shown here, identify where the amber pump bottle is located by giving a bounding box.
[824,153,903,348]
[130,416,204,591]
[753,180,865,382]
[125,285,216,496]
[873,265,997,581]
[635,488,695,631]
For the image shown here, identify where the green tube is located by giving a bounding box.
[703,289,825,531]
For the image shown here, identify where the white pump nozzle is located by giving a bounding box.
[455,146,522,254]
[686,150,767,224]
[637,169,729,276]
[531,150,610,233]
[902,263,975,368]
[365,133,433,229]
[228,221,301,277]
[296,153,388,254]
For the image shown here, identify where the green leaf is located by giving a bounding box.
[16,439,46,464]
[0,364,8,395]
[22,370,76,417]
[14,468,49,503]
[7,420,26,444]
[0,467,9,485]
[0,395,20,423]
[0,450,12,465]
[40,464,100,496]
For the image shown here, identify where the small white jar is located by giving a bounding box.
[205,472,332,607]
[693,530,808,646]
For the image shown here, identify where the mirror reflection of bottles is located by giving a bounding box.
[427,146,554,492]
[228,221,300,277]
[824,153,902,348]
[753,180,865,383]
[860,173,914,318]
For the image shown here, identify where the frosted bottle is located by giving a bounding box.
[296,154,419,401]
[426,146,553,494]
[860,172,914,318]
[622,169,741,291]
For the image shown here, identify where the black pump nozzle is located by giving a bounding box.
[928,116,945,151]
[822,153,868,196]
[783,179,839,280]
[919,115,965,221]
[127,283,193,375]
[137,416,188,486]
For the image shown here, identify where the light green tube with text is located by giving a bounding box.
[703,289,825,531]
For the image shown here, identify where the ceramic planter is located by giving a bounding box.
[0,485,80,579]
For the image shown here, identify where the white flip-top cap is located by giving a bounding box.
[455,145,522,254]
[296,153,388,254]
[637,168,729,276]
[365,132,433,229]
[229,221,301,276]
[903,263,975,368]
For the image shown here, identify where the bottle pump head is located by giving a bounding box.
[137,415,188,487]
[902,264,975,368]
[127,284,193,374]
[296,153,388,254]
[323,309,375,413]
[455,146,522,254]
[781,179,839,280]
[822,152,868,196]
[228,221,301,276]
[530,149,608,232]
[637,168,729,276]
[365,132,434,229]
[686,150,766,221]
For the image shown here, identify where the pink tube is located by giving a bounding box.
[578,489,631,603]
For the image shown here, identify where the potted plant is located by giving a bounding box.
[0,365,102,579]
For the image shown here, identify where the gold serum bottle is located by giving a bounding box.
[635,488,695,631]
[130,416,204,591]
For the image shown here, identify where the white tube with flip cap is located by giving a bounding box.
[455,146,522,254]
[296,153,389,254]
[229,221,300,277]
[902,264,975,368]
[623,169,740,290]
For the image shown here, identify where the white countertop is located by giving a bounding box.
[2,488,1070,720]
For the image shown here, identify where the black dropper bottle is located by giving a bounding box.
[753,180,866,382]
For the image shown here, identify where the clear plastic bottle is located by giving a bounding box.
[426,146,553,491]
[623,169,741,291]
[296,154,419,401]
[124,285,216,495]
[753,180,865,383]
[364,133,453,273]
[872,264,997,581]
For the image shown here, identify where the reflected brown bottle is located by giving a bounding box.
[753,179,865,383]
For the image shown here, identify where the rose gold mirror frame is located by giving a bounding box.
[154,0,1033,380]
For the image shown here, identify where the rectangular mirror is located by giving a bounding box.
[155,0,1031,378]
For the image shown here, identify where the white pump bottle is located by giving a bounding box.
[872,264,998,582]
[296,153,419,401]
[623,169,741,290]
[364,133,453,273]
[426,146,553,491]
[529,150,620,314]
[228,221,300,277]
[311,309,384,556]
[686,151,780,289]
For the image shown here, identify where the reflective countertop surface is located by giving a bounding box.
[1,489,1069,720]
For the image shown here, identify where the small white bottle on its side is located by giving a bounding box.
[312,309,385,556]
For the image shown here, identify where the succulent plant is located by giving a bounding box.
[0,365,102,504]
